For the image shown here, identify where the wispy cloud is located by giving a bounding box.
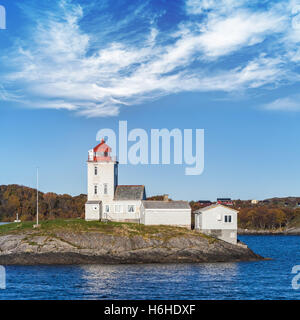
[186,0,249,14]
[1,0,300,117]
[261,95,300,111]
[196,10,286,58]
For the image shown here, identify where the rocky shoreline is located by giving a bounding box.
[0,230,264,265]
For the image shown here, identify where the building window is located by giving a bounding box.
[128,205,136,213]
[224,215,232,223]
[94,167,98,175]
[105,205,110,213]
[94,185,98,195]
[104,184,108,195]
[115,205,122,213]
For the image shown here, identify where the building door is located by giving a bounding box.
[196,215,199,229]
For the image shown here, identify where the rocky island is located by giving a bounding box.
[0,219,264,265]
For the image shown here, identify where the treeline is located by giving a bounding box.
[238,206,300,230]
[0,185,86,222]
[146,195,173,201]
[189,201,207,213]
[1,185,300,230]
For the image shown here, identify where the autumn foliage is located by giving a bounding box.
[0,185,86,222]
[1,185,300,230]
[237,206,300,230]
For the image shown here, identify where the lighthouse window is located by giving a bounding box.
[104,184,108,195]
[94,167,98,175]
[96,152,106,157]
[94,185,98,195]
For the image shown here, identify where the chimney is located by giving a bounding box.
[163,194,169,202]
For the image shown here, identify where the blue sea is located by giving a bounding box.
[0,235,299,300]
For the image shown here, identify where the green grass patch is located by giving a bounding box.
[0,221,35,234]
[27,241,39,246]
[0,218,215,242]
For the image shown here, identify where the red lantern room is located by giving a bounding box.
[88,139,112,162]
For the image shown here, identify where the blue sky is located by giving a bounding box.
[1,0,300,201]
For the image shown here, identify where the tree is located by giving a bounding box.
[274,209,287,229]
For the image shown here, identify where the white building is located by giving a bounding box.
[194,204,238,244]
[141,200,191,228]
[85,140,191,227]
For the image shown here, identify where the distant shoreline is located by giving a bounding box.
[238,228,300,235]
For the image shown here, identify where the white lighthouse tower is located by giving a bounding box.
[85,139,118,221]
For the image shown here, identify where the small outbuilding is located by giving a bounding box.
[140,200,191,228]
[194,204,238,244]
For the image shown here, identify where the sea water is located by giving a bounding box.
[0,235,299,300]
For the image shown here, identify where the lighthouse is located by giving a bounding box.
[85,139,118,221]
[84,139,191,228]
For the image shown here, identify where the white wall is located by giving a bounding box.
[101,200,142,221]
[85,203,100,221]
[195,206,237,230]
[87,161,118,202]
[141,208,191,228]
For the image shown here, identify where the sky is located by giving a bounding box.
[1,0,300,201]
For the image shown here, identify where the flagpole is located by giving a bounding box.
[37,167,39,226]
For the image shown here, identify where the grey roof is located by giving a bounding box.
[142,200,190,209]
[194,204,239,214]
[114,185,146,201]
[86,201,101,204]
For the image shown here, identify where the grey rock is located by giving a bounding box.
[0,231,264,265]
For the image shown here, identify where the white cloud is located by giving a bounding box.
[262,96,300,111]
[193,55,286,91]
[1,0,300,117]
[283,0,300,43]
[198,10,286,58]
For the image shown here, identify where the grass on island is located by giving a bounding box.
[0,218,215,241]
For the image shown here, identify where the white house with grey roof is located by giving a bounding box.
[85,140,191,227]
[194,204,238,244]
